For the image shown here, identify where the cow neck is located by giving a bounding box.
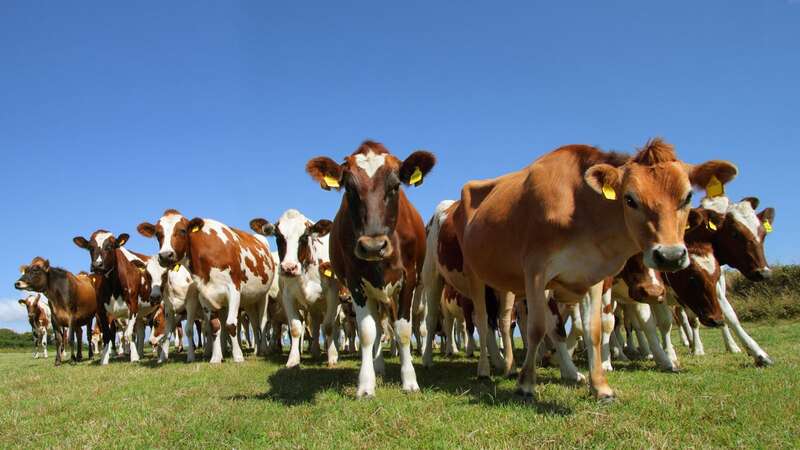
[43,267,70,312]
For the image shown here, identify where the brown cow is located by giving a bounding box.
[306,140,435,397]
[18,293,51,359]
[15,257,98,365]
[137,210,275,363]
[448,138,736,401]
[73,231,155,364]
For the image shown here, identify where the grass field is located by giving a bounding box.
[1,321,799,449]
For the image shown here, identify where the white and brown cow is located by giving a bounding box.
[18,293,51,359]
[250,209,342,367]
[73,231,156,364]
[306,140,435,397]
[137,209,275,363]
[447,138,736,401]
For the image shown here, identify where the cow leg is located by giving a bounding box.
[354,297,378,398]
[124,314,140,362]
[422,275,444,368]
[443,311,456,356]
[467,278,493,379]
[323,287,340,367]
[515,271,549,397]
[374,318,386,376]
[600,290,614,371]
[396,281,420,393]
[86,318,93,360]
[208,311,224,363]
[631,303,677,371]
[497,291,516,377]
[159,309,175,364]
[68,326,77,362]
[721,325,741,353]
[717,276,772,366]
[184,305,197,363]
[652,303,679,367]
[100,318,115,366]
[309,313,323,359]
[284,292,303,368]
[76,326,84,361]
[545,302,586,384]
[677,307,694,350]
[515,299,528,352]
[580,283,615,401]
[33,332,41,359]
[688,315,705,356]
[41,330,48,358]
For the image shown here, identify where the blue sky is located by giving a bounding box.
[1,1,798,331]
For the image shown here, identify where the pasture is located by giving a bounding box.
[2,321,798,449]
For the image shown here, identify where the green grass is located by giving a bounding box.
[2,322,799,449]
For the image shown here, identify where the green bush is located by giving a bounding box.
[727,265,800,322]
[0,328,35,348]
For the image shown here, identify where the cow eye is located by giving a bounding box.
[179,229,187,236]
[680,192,692,209]
[624,194,638,210]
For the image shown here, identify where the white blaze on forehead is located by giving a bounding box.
[93,232,113,247]
[700,196,730,215]
[277,209,310,265]
[158,214,184,253]
[354,151,386,178]
[691,252,717,275]
[729,201,761,243]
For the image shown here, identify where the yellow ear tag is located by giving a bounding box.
[685,223,691,230]
[602,184,617,200]
[707,221,717,231]
[138,266,146,273]
[191,226,200,233]
[409,167,423,186]
[763,221,773,233]
[323,269,333,278]
[172,264,181,272]
[706,175,724,198]
[323,175,340,189]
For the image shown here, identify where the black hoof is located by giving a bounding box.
[598,394,617,404]
[477,375,492,381]
[756,355,774,367]
[514,389,535,402]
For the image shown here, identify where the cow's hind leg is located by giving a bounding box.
[516,270,549,399]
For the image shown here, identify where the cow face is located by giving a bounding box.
[664,243,724,327]
[73,231,129,273]
[15,257,50,292]
[138,209,191,268]
[694,197,775,281]
[306,141,435,261]
[18,293,42,329]
[585,138,737,272]
[618,254,665,302]
[145,257,167,304]
[249,210,332,277]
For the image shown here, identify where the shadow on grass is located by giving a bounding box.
[230,353,574,415]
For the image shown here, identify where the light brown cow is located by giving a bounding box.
[18,293,51,359]
[449,138,736,401]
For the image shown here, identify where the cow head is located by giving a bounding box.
[306,140,436,261]
[249,209,332,277]
[664,242,724,327]
[73,230,129,273]
[149,304,166,348]
[18,293,42,328]
[137,209,191,268]
[585,138,737,272]
[15,257,50,292]
[693,197,775,281]
[618,254,665,302]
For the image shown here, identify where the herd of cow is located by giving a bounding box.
[14,138,776,402]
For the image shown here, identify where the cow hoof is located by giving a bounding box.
[597,393,616,404]
[756,355,774,367]
[402,382,420,393]
[514,388,535,403]
[356,388,376,399]
[327,361,337,368]
[569,373,587,385]
[602,362,614,372]
[209,357,223,364]
[506,370,519,380]
[476,375,492,381]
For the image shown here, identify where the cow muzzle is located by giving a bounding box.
[280,261,301,277]
[746,267,772,281]
[644,244,689,272]
[158,251,177,267]
[14,280,28,290]
[355,235,393,261]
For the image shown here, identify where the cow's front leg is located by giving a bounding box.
[76,325,84,361]
[322,287,340,367]
[580,283,615,401]
[497,291,516,377]
[185,301,197,362]
[208,312,223,363]
[396,280,419,393]
[283,294,303,368]
[159,309,175,364]
[355,298,378,398]
[41,331,48,358]
[717,276,772,366]
[126,314,140,362]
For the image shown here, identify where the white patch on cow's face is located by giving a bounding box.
[277,209,311,268]
[146,257,166,299]
[361,278,402,305]
[700,196,730,215]
[729,201,761,243]
[158,214,183,255]
[354,151,386,178]
[93,232,113,265]
[691,252,717,275]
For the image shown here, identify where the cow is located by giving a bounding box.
[440,283,476,357]
[137,217,208,364]
[445,138,736,401]
[15,257,98,365]
[305,140,435,397]
[148,303,185,355]
[337,284,358,353]
[250,209,341,367]
[675,198,776,366]
[137,209,275,363]
[73,231,156,364]
[18,293,51,359]
[265,251,287,355]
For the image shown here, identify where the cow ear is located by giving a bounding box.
[740,197,759,210]
[584,164,622,200]
[758,208,775,226]
[687,209,707,232]
[18,299,26,305]
[687,160,738,193]
[306,157,344,191]
[309,219,333,237]
[42,259,50,272]
[249,218,275,236]
[116,234,129,248]
[399,151,436,187]
[34,293,41,304]
[137,222,156,238]
[73,236,90,250]
[19,264,28,274]
[188,218,205,234]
